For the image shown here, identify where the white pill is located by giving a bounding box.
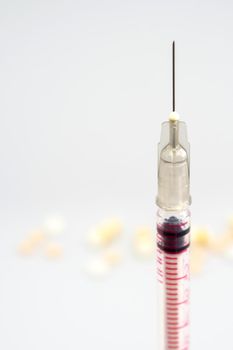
[223,245,233,260]
[43,216,66,236]
[85,259,110,278]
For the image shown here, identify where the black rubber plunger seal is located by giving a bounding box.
[157,240,190,254]
[157,216,190,253]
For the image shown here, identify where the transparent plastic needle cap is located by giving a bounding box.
[156,120,191,211]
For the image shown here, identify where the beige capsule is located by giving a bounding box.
[210,231,233,253]
[17,239,35,256]
[210,214,233,253]
[190,244,207,275]
[29,229,45,244]
[191,227,212,247]
[18,228,46,256]
[227,215,233,232]
[102,250,122,266]
[220,215,233,246]
[133,227,154,258]
[88,218,123,247]
[45,242,63,259]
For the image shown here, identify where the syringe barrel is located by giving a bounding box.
[156,118,191,349]
[157,209,191,350]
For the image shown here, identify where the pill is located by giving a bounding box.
[45,242,63,259]
[191,228,211,247]
[228,215,233,231]
[43,216,66,236]
[211,231,233,253]
[133,227,154,257]
[88,218,122,247]
[17,239,35,256]
[190,245,206,275]
[85,258,110,277]
[223,245,233,260]
[29,229,45,244]
[103,250,122,266]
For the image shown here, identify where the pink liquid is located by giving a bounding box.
[157,215,190,350]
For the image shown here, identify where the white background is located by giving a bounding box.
[0,0,233,349]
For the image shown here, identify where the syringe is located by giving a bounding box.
[156,42,191,350]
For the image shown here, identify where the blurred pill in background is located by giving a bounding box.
[88,218,122,247]
[102,249,122,266]
[133,226,154,258]
[45,242,63,259]
[43,215,66,236]
[85,258,111,278]
[29,229,45,244]
[17,239,36,256]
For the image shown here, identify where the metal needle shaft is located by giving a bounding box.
[172,41,175,112]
